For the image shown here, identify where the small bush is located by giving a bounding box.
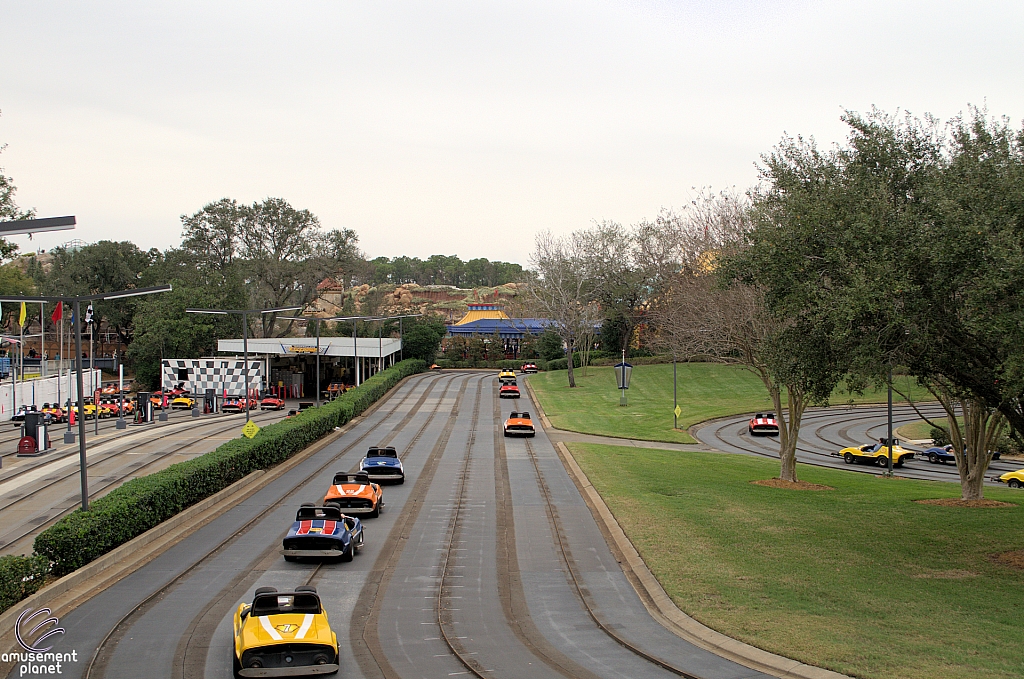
[930,426,950,446]
[0,555,49,615]
[35,359,426,577]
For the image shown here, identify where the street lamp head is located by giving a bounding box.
[0,215,76,236]
[100,284,173,300]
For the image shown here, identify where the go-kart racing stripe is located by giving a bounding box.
[297,520,313,535]
[295,614,314,640]
[323,520,337,535]
[334,485,367,495]
[260,616,283,640]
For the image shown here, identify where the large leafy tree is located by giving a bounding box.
[40,241,159,346]
[179,197,363,337]
[401,316,447,363]
[125,247,247,387]
[839,109,1024,499]
[728,107,1024,498]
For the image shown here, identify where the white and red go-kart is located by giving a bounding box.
[748,413,779,436]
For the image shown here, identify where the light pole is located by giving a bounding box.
[887,366,894,476]
[277,315,373,406]
[0,284,172,510]
[185,306,301,422]
[673,354,678,430]
[389,314,421,364]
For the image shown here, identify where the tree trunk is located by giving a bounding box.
[566,341,576,388]
[933,387,1004,501]
[751,368,805,483]
[777,386,806,482]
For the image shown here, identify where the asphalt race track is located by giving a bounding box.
[23,372,775,679]
[694,403,1023,484]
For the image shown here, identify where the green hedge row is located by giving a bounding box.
[434,358,548,370]
[32,359,426,578]
[0,555,49,614]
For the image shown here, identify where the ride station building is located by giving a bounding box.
[162,335,401,401]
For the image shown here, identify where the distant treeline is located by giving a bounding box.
[366,255,523,288]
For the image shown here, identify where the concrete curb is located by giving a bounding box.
[0,371,425,667]
[554,441,848,679]
[523,378,849,679]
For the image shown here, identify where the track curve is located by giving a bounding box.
[694,403,1021,484]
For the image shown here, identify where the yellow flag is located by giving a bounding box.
[18,302,26,328]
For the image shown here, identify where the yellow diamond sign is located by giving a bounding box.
[241,420,260,439]
[673,405,682,418]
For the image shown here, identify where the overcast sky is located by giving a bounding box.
[1,1,1022,265]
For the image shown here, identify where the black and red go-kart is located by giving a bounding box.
[748,412,779,436]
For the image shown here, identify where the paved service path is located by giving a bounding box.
[20,372,788,679]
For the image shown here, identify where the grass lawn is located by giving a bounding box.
[529,364,932,445]
[897,417,966,443]
[570,442,1024,679]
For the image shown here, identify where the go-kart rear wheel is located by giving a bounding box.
[284,554,297,562]
[341,544,354,562]
[876,456,889,467]
[369,504,379,518]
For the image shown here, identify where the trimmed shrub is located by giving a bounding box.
[34,359,426,577]
[0,555,49,615]
[547,357,568,371]
[434,358,547,370]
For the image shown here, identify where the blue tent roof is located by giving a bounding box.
[446,318,553,338]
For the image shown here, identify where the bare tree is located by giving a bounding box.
[527,230,603,387]
[647,189,835,482]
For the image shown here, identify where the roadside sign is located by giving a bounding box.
[241,420,260,439]
[673,405,682,418]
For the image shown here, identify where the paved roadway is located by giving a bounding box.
[26,371,774,679]
[694,403,1023,483]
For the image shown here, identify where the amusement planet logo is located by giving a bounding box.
[2,608,78,676]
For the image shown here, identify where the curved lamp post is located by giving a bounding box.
[613,349,633,407]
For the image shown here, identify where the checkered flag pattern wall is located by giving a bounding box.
[161,359,264,395]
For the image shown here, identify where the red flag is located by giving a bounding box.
[51,303,63,323]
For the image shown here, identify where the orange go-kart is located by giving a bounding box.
[323,472,384,518]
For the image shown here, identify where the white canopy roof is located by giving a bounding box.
[217,336,401,358]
